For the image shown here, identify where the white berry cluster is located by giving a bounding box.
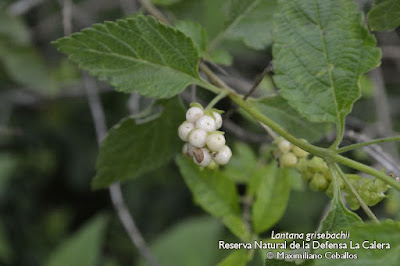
[178,103,232,167]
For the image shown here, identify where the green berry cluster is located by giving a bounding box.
[274,138,390,210]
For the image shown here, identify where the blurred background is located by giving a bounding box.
[0,0,399,265]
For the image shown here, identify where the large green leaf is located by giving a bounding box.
[138,217,223,266]
[45,214,108,266]
[54,15,202,99]
[210,0,278,50]
[176,155,250,240]
[175,20,208,55]
[314,221,400,265]
[251,162,291,234]
[92,97,185,189]
[368,0,400,31]
[273,0,381,140]
[250,96,331,143]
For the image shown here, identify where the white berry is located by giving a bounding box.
[213,112,222,129]
[292,146,309,158]
[182,143,194,157]
[280,152,298,167]
[188,128,207,148]
[196,115,216,132]
[178,121,195,142]
[192,147,212,167]
[213,145,232,165]
[186,107,203,123]
[278,139,292,154]
[206,133,226,151]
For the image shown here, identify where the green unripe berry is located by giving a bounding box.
[292,146,309,158]
[309,157,328,172]
[345,194,360,210]
[310,173,329,191]
[280,152,298,167]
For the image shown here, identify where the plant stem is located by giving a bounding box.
[332,164,379,223]
[198,63,400,192]
[243,64,271,100]
[331,152,400,191]
[337,136,400,153]
[205,90,228,109]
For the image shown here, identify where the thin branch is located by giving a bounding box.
[343,131,400,175]
[62,0,73,35]
[205,90,228,109]
[222,120,268,143]
[338,136,400,153]
[333,164,379,223]
[243,63,271,100]
[83,74,160,266]
[137,0,168,24]
[370,67,397,158]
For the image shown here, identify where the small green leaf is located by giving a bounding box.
[273,0,381,141]
[249,96,331,143]
[251,162,292,234]
[211,0,278,50]
[217,250,248,266]
[368,0,400,31]
[208,49,233,66]
[319,174,362,232]
[45,214,108,266]
[138,217,223,266]
[54,15,202,99]
[314,221,400,265]
[176,20,208,55]
[92,97,185,189]
[176,155,250,240]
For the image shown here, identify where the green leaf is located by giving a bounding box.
[368,0,400,31]
[224,142,258,183]
[208,49,233,66]
[251,162,292,234]
[176,155,250,240]
[92,97,185,189]
[319,180,362,232]
[273,0,381,139]
[314,221,400,265]
[45,214,108,266]
[0,40,58,94]
[249,96,331,143]
[176,20,208,55]
[211,0,278,50]
[53,15,202,99]
[217,250,248,266]
[138,217,223,266]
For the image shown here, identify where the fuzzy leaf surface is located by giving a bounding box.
[368,0,400,31]
[54,15,201,98]
[273,0,381,137]
[176,155,250,240]
[213,0,278,50]
[92,98,184,189]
